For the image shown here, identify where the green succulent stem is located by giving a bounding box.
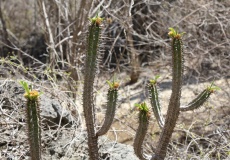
[152,28,184,160]
[134,103,150,160]
[96,81,119,136]
[180,82,220,111]
[148,75,165,128]
[20,81,41,160]
[82,14,103,160]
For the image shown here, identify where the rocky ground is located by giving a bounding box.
[0,75,229,160]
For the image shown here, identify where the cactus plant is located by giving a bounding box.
[20,81,41,160]
[15,18,219,160]
[134,102,150,160]
[82,14,119,160]
[148,28,219,160]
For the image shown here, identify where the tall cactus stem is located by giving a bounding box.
[152,28,184,160]
[148,75,165,128]
[134,103,150,160]
[82,14,103,160]
[20,81,41,160]
[96,81,119,136]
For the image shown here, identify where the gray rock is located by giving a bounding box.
[46,132,139,160]
[40,94,74,127]
[100,142,139,160]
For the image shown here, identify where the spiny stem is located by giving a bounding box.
[180,82,220,111]
[82,14,103,160]
[96,81,119,136]
[134,102,150,160]
[152,28,184,160]
[148,75,165,128]
[20,81,41,160]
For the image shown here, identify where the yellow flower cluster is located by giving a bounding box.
[24,90,39,99]
[90,15,104,26]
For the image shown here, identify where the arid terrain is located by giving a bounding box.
[0,0,230,159]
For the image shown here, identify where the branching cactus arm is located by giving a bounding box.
[180,82,220,111]
[148,75,165,128]
[20,81,42,160]
[96,81,119,136]
[134,102,150,160]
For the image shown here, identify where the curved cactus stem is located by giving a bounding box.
[148,76,165,128]
[180,82,220,111]
[96,81,119,136]
[82,14,103,160]
[134,103,150,160]
[152,28,184,160]
[20,81,41,160]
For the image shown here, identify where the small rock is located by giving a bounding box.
[40,94,74,127]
